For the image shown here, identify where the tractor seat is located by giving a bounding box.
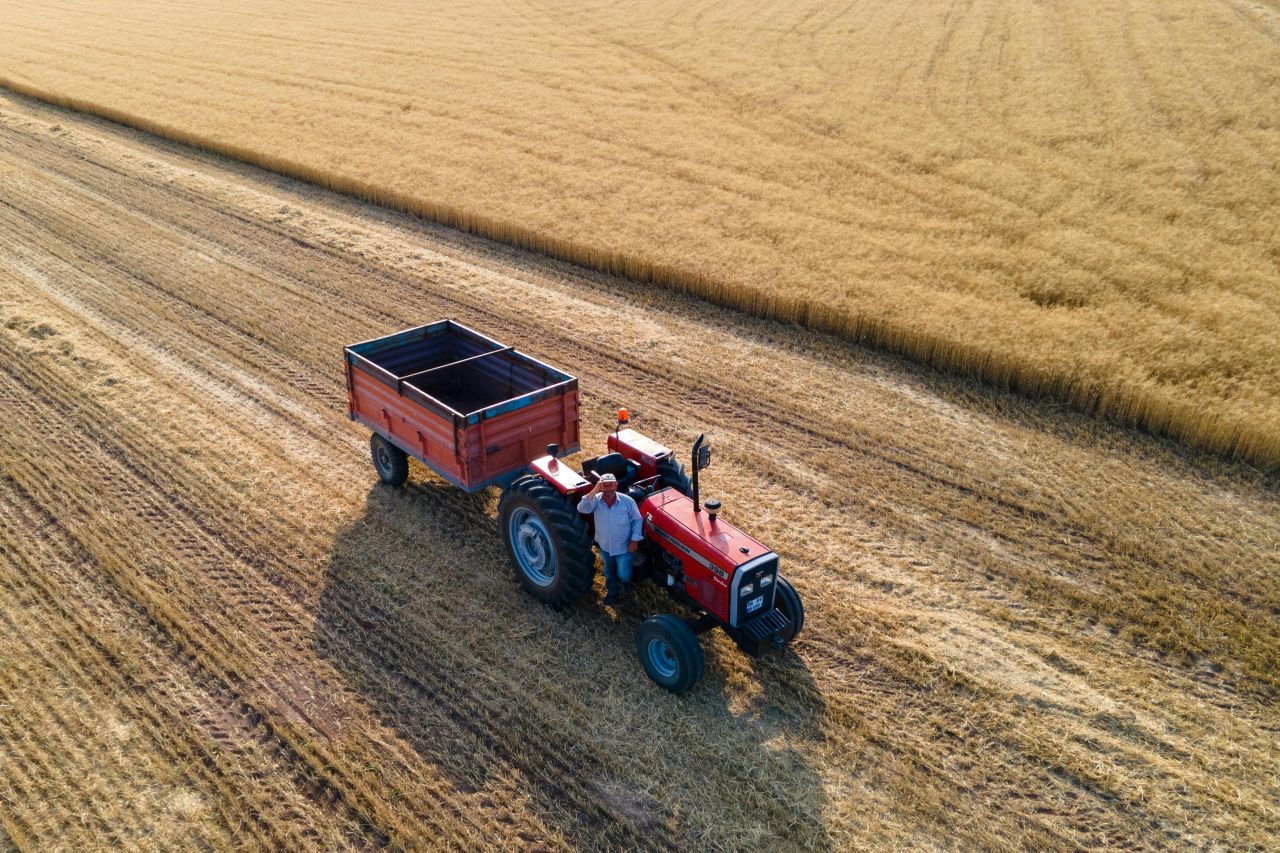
[593,452,636,485]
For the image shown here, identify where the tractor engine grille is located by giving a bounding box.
[730,552,779,627]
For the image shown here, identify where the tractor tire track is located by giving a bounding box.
[0,357,485,848]
[0,473,367,850]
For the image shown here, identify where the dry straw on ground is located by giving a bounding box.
[0,94,1277,850]
[1,0,1278,466]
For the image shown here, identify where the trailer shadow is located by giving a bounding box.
[314,476,834,849]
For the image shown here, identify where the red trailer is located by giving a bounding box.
[344,320,579,491]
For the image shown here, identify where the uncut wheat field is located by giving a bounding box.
[1,0,1278,466]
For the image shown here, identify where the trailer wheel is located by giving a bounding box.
[774,577,805,644]
[499,475,594,608]
[635,615,704,694]
[370,434,409,487]
[655,456,692,497]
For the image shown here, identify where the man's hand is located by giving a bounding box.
[587,480,603,496]
[628,540,639,553]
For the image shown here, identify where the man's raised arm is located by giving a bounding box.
[576,480,602,514]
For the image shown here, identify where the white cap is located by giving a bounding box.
[599,473,617,484]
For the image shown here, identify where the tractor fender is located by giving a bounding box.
[528,454,590,495]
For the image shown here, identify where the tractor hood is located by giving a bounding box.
[641,488,772,576]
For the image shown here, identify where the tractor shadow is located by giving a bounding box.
[315,475,834,849]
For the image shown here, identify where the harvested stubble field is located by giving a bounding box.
[1,92,1279,851]
[1,0,1279,467]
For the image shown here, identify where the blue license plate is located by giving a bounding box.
[746,595,764,613]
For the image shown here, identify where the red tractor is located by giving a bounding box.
[500,417,804,692]
[345,321,804,692]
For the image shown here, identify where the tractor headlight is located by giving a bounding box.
[759,575,773,587]
[740,582,755,596]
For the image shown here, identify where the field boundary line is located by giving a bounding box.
[0,77,1274,470]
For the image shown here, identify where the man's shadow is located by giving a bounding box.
[314,474,834,849]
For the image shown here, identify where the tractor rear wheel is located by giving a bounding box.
[370,434,409,487]
[773,577,804,643]
[635,614,704,694]
[499,475,594,608]
[655,455,692,497]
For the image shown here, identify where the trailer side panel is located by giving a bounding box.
[345,320,579,492]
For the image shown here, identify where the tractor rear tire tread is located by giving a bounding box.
[635,614,704,694]
[655,456,692,498]
[499,475,594,609]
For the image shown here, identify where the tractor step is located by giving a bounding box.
[738,609,792,656]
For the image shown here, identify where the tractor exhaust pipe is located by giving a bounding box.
[691,433,705,512]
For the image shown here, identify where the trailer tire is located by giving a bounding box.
[774,576,805,644]
[370,434,409,487]
[499,475,594,608]
[636,615,704,694]
[655,456,692,497]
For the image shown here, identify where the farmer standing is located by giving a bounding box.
[577,473,643,606]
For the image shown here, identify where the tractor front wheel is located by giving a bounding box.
[370,434,409,487]
[635,615,704,694]
[499,475,595,608]
[773,577,804,644]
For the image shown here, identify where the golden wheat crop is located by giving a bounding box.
[1,0,1277,466]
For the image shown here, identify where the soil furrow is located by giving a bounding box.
[0,364,447,847]
[0,475,368,850]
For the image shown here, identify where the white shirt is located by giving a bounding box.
[576,491,643,556]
